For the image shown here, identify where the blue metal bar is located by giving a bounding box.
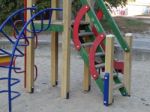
[103,73,109,106]
[0,49,12,56]
[0,7,36,30]
[0,90,21,100]
[1,30,15,44]
[11,91,21,101]
[15,48,24,56]
[0,78,20,86]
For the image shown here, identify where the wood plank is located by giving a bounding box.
[50,0,59,87]
[124,33,132,96]
[61,0,71,99]
[83,38,91,91]
[51,0,58,20]
[105,35,114,104]
[25,0,35,93]
[51,32,59,87]
[83,13,91,92]
[83,63,91,92]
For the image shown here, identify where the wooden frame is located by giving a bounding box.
[61,0,71,99]
[105,35,114,104]
[51,0,59,87]
[25,0,35,93]
[83,14,91,92]
[25,0,71,99]
[124,33,132,96]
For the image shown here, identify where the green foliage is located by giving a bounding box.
[35,0,50,10]
[105,0,127,7]
[0,0,51,24]
[0,0,23,23]
[72,0,127,17]
[0,0,128,23]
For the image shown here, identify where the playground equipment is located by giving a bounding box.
[0,6,62,112]
[0,0,132,112]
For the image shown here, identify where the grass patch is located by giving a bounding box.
[114,16,150,33]
[101,16,150,33]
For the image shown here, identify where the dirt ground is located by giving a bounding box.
[0,45,150,112]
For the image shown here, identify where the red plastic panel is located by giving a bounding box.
[73,5,90,50]
[114,60,124,73]
[92,9,103,37]
[89,34,105,80]
[96,9,103,21]
[91,9,105,50]
[101,60,124,73]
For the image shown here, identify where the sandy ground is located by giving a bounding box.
[0,43,150,112]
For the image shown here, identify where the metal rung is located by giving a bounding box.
[81,42,93,47]
[95,52,105,56]
[71,20,89,26]
[11,91,21,100]
[113,83,124,90]
[95,63,105,68]
[79,32,93,37]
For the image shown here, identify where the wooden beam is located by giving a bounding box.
[83,63,91,92]
[51,0,58,20]
[124,33,132,96]
[83,39,91,91]
[25,0,35,93]
[61,0,71,99]
[83,13,91,92]
[105,35,114,104]
[51,32,59,87]
[50,0,59,87]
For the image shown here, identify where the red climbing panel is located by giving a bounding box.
[89,33,105,80]
[73,5,90,50]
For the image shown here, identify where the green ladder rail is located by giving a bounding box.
[79,0,128,95]
[80,0,129,52]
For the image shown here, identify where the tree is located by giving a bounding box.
[0,0,23,23]
[105,0,127,7]
[0,0,128,23]
[72,0,128,17]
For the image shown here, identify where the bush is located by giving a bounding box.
[0,0,128,23]
[0,0,23,23]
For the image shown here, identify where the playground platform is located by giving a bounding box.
[0,35,150,112]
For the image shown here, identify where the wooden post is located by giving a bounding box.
[83,63,91,92]
[61,0,71,99]
[105,35,114,104]
[83,14,91,92]
[51,32,59,86]
[26,0,35,93]
[124,33,132,96]
[51,0,58,21]
[51,0,59,87]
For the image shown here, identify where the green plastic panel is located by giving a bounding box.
[34,23,63,32]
